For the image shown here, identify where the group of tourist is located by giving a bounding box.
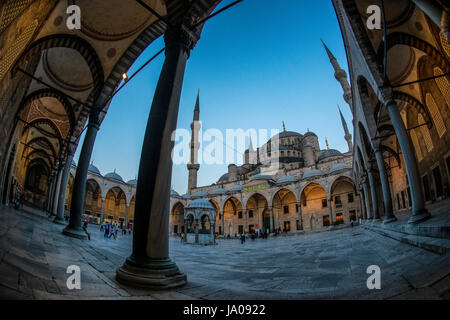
[100,221,132,239]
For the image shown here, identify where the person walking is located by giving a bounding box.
[83,221,91,240]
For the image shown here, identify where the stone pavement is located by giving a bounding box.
[0,204,449,300]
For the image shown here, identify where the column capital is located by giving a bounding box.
[164,25,199,57]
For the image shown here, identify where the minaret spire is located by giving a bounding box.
[321,39,353,114]
[338,105,353,152]
[282,121,286,132]
[188,90,201,193]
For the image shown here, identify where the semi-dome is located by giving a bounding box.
[303,131,317,137]
[250,174,273,182]
[209,188,226,195]
[88,163,101,175]
[193,190,208,197]
[187,199,215,209]
[329,163,351,174]
[229,184,244,192]
[218,173,229,182]
[171,189,180,196]
[105,171,124,182]
[127,179,137,185]
[181,193,192,199]
[276,175,299,185]
[302,169,325,179]
[318,149,342,161]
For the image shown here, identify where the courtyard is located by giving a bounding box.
[1,205,449,300]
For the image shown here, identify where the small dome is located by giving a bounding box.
[329,163,351,174]
[127,179,137,185]
[187,199,215,209]
[171,189,180,196]
[88,164,101,175]
[193,190,208,197]
[181,193,192,199]
[105,171,124,182]
[304,131,317,137]
[318,149,342,161]
[302,169,325,179]
[209,188,226,195]
[276,175,299,185]
[250,174,273,182]
[229,184,244,192]
[218,173,229,182]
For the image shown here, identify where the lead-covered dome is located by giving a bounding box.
[193,190,208,197]
[218,173,229,182]
[88,163,101,175]
[229,184,244,192]
[127,179,137,185]
[276,175,299,185]
[187,199,215,209]
[209,188,226,195]
[105,171,124,182]
[303,131,317,138]
[329,163,351,174]
[302,169,325,179]
[250,174,274,182]
[181,193,192,199]
[171,189,180,196]
[318,149,342,161]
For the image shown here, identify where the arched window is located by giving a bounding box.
[433,67,450,107]
[418,114,433,152]
[410,130,423,162]
[426,93,446,137]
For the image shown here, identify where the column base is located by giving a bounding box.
[53,216,66,225]
[372,218,382,222]
[116,256,187,290]
[62,226,88,240]
[383,216,397,224]
[408,209,431,224]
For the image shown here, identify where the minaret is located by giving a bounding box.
[187,90,201,193]
[338,105,353,152]
[321,39,353,114]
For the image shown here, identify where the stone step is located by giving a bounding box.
[364,225,450,255]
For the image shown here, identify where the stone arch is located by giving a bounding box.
[24,136,57,162]
[12,34,105,98]
[84,178,102,218]
[104,185,127,222]
[22,118,63,140]
[24,149,54,169]
[300,182,328,231]
[272,188,298,233]
[392,91,432,128]
[170,201,184,234]
[329,175,358,224]
[245,193,269,234]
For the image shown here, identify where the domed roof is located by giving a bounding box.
[304,131,317,137]
[171,189,180,196]
[105,171,124,182]
[250,174,274,182]
[229,184,244,192]
[329,162,351,174]
[269,131,302,143]
[181,193,192,199]
[187,199,215,209]
[209,188,226,195]
[302,169,325,179]
[88,163,101,175]
[218,173,229,182]
[276,175,299,185]
[127,179,137,185]
[193,190,208,197]
[318,149,342,161]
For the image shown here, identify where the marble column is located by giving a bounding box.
[51,165,63,217]
[243,209,247,233]
[100,197,105,223]
[269,206,273,232]
[328,198,334,227]
[298,202,303,230]
[125,204,129,226]
[367,168,381,221]
[116,25,197,289]
[362,181,372,220]
[374,148,397,223]
[54,154,73,224]
[46,174,55,214]
[63,119,100,239]
[359,189,367,220]
[385,100,430,223]
[210,223,215,244]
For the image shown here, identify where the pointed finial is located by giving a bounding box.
[321,38,336,61]
[307,128,310,132]
[325,137,330,150]
[194,89,200,112]
[114,168,116,173]
[282,121,286,132]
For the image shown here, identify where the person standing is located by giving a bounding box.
[83,221,91,240]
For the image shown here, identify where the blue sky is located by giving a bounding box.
[74,0,353,195]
